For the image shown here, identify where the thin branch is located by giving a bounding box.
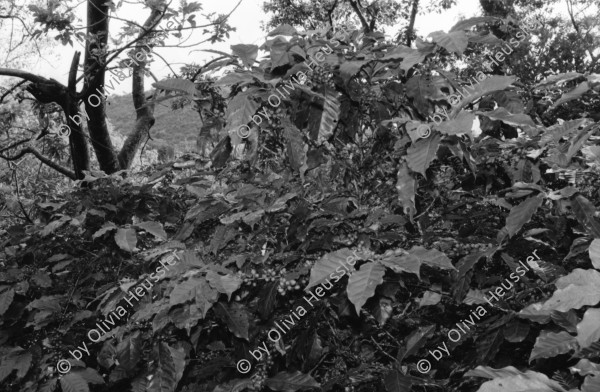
[348,0,371,32]
[0,80,26,103]
[1,147,76,179]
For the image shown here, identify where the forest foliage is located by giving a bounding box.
[2,0,600,392]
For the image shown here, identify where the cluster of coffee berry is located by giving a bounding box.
[575,171,600,198]
[249,363,269,391]
[277,275,308,295]
[446,242,493,258]
[262,105,286,128]
[306,66,335,89]
[335,232,358,246]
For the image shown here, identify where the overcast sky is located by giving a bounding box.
[20,0,483,94]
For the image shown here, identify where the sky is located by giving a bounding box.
[7,0,482,94]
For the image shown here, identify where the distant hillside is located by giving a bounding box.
[105,93,200,152]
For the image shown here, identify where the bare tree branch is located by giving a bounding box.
[1,146,76,179]
[348,0,371,32]
[406,0,419,46]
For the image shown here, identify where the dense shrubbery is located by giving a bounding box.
[2,9,600,392]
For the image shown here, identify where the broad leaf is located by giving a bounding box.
[497,194,544,242]
[429,30,469,54]
[265,371,320,392]
[316,88,340,144]
[434,111,475,137]
[92,222,117,239]
[115,228,137,252]
[347,262,386,313]
[60,373,90,392]
[212,302,249,340]
[283,120,308,177]
[306,248,359,289]
[383,370,413,392]
[0,288,14,316]
[450,75,517,116]
[152,78,196,97]
[396,162,416,220]
[136,221,167,241]
[466,366,566,392]
[450,16,501,32]
[530,330,578,362]
[535,72,583,88]
[397,325,435,362]
[590,239,600,269]
[572,195,600,238]
[577,309,600,349]
[519,269,600,315]
[339,60,369,84]
[476,107,535,127]
[231,44,258,67]
[406,132,441,177]
[550,81,590,109]
[147,343,186,392]
[170,277,203,306]
[205,271,242,301]
[407,246,456,271]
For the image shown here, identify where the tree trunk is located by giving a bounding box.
[82,0,121,174]
[406,0,419,46]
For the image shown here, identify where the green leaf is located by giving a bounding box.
[225,92,261,147]
[406,132,441,178]
[136,221,167,241]
[381,45,433,71]
[152,78,196,97]
[519,269,600,315]
[339,60,369,84]
[467,366,566,392]
[205,271,242,301]
[450,16,501,32]
[347,262,386,313]
[213,302,249,340]
[383,370,413,392]
[377,252,421,278]
[214,72,257,86]
[590,239,600,269]
[60,373,90,392]
[396,162,416,220]
[0,288,14,316]
[497,195,544,242]
[268,24,297,36]
[170,277,203,306]
[316,88,340,144]
[450,75,517,117]
[535,72,583,88]
[434,111,475,137]
[231,44,258,67]
[550,81,590,109]
[581,374,600,392]
[147,343,186,392]
[282,120,308,177]
[530,330,578,362]
[396,325,435,362]
[195,278,219,318]
[406,75,449,116]
[92,222,117,239]
[429,30,469,54]
[577,309,600,349]
[264,371,320,392]
[407,246,456,271]
[572,195,600,238]
[476,107,535,127]
[306,248,358,289]
[114,228,137,252]
[270,36,290,68]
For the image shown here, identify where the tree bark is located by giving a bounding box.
[82,0,121,174]
[406,0,419,46]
